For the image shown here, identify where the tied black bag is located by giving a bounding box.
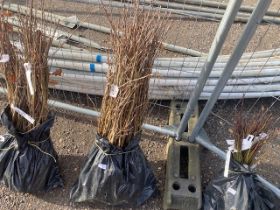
[70,134,157,206]
[203,164,280,210]
[0,106,63,192]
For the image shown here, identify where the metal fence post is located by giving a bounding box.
[190,0,272,141]
[175,0,243,141]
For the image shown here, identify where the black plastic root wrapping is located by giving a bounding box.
[70,134,157,206]
[0,106,63,193]
[203,163,280,210]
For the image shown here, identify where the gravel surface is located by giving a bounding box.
[0,0,280,209]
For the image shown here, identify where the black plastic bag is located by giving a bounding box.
[70,134,157,206]
[0,106,63,192]
[203,164,280,210]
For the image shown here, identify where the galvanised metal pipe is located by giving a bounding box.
[52,72,280,86]
[46,46,280,64]
[47,52,280,71]
[2,3,72,27]
[64,0,247,22]
[4,3,114,34]
[157,49,280,60]
[178,48,280,59]
[141,0,280,24]
[195,129,226,158]
[52,66,280,78]
[175,0,242,140]
[195,130,280,197]
[48,49,108,63]
[21,70,280,98]
[53,76,280,94]
[5,2,205,57]
[12,27,85,51]
[51,39,85,51]
[141,0,228,15]
[71,0,279,24]
[48,99,101,117]
[49,59,108,73]
[173,0,280,17]
[156,84,280,93]
[190,0,272,141]
[7,16,106,51]
[49,84,280,100]
[161,43,206,57]
[47,46,280,64]
[48,72,280,99]
[10,1,280,58]
[156,6,249,23]
[45,43,280,68]
[51,76,280,93]
[154,60,280,68]
[48,59,280,77]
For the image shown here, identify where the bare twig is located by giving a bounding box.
[0,0,52,132]
[98,2,169,148]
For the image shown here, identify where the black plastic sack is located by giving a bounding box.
[0,106,63,192]
[203,164,280,210]
[70,134,157,206]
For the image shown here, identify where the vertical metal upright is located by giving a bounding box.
[189,0,272,141]
[175,0,243,141]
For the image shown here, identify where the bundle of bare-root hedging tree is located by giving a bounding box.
[0,1,62,193]
[70,3,168,206]
[203,104,280,210]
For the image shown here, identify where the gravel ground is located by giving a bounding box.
[0,0,280,209]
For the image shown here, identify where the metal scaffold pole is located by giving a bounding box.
[176,0,243,140]
[190,0,272,141]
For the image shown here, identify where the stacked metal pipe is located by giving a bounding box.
[63,0,280,24]
[2,2,280,99]
[47,47,280,99]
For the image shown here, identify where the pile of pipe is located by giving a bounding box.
[47,47,280,100]
[2,2,280,100]
[63,0,280,24]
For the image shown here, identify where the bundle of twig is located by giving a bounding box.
[0,1,52,132]
[98,3,168,148]
[230,105,275,166]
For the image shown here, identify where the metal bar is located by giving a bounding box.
[50,100,177,136]
[141,0,280,24]
[161,43,206,57]
[173,0,280,17]
[0,88,177,137]
[142,124,177,137]
[190,0,272,141]
[47,99,101,117]
[7,16,106,51]
[195,130,280,197]
[175,0,242,140]
[195,129,227,159]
